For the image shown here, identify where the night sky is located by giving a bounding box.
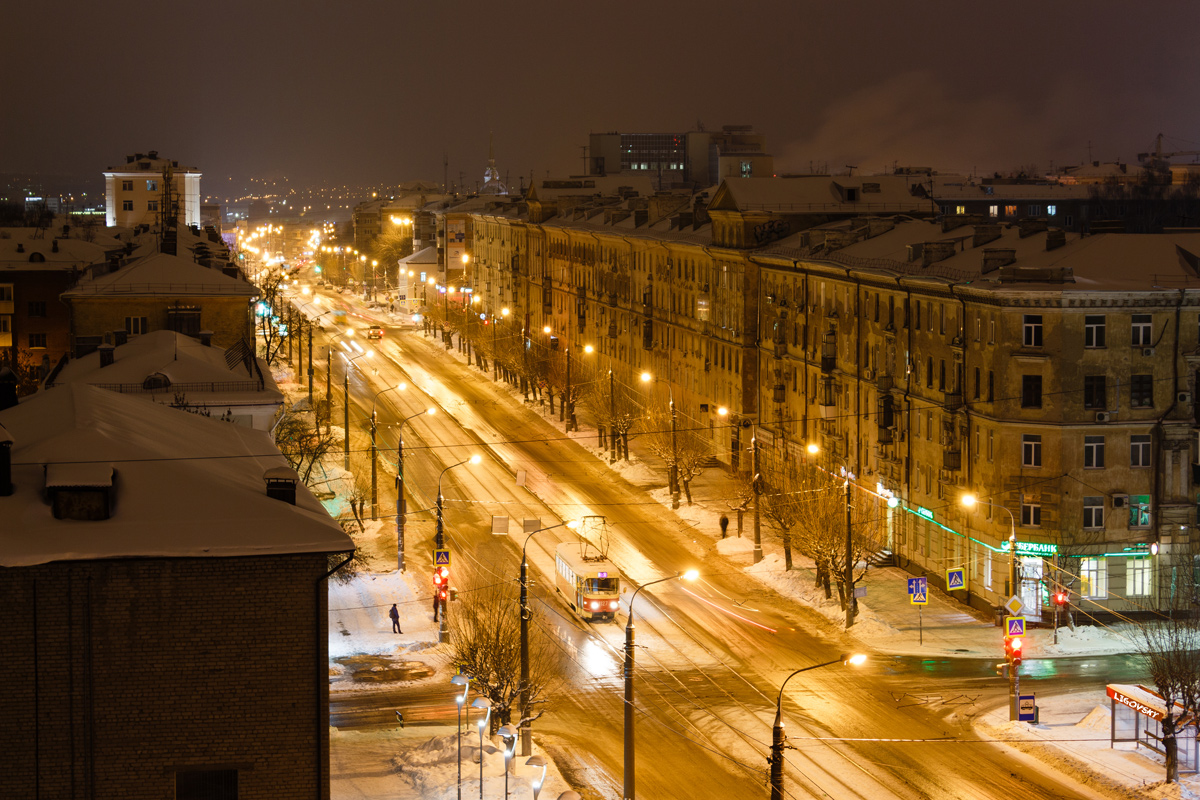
[5,0,1198,190]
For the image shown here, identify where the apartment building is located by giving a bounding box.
[102,151,201,229]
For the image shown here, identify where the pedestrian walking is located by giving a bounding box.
[389,603,402,634]
[719,514,729,539]
[395,710,405,729]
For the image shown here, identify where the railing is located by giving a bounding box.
[77,381,264,394]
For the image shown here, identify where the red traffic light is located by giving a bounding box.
[1053,591,1069,606]
[433,565,449,586]
[1011,637,1022,652]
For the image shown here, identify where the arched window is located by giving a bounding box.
[143,373,171,390]
[29,252,45,263]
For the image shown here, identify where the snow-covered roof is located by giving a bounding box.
[398,246,439,266]
[61,249,255,298]
[0,228,115,272]
[45,330,283,408]
[526,176,655,202]
[103,152,200,175]
[0,383,352,567]
[710,175,933,214]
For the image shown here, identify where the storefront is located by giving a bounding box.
[1108,683,1198,773]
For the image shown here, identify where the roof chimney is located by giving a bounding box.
[264,467,299,505]
[0,424,12,497]
[112,329,128,347]
[972,224,1002,248]
[98,343,115,368]
[1045,229,1066,251]
[982,248,1018,273]
[199,330,214,347]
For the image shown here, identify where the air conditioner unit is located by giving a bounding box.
[863,368,875,381]
[1178,391,1192,404]
[1112,493,1128,509]
[1095,411,1111,423]
[1143,347,1156,357]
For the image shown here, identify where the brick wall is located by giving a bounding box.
[0,553,333,800]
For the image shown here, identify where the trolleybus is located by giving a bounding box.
[554,543,621,621]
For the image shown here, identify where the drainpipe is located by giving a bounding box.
[316,553,353,799]
[1151,290,1185,599]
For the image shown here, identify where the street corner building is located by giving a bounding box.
[0,382,354,799]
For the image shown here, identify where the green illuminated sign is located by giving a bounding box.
[1000,540,1059,556]
[916,506,934,521]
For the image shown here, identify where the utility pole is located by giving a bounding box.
[343,374,350,471]
[752,436,763,564]
[306,322,313,404]
[845,479,855,627]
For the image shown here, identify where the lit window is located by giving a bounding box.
[1127,558,1151,597]
[1129,495,1151,528]
[955,205,966,215]
[1047,205,1057,216]
[1080,558,1107,598]
[1004,205,1017,216]
[988,205,998,218]
[147,180,158,191]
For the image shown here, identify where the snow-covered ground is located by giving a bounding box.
[280,296,1189,799]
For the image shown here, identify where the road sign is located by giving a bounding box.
[1005,616,1026,637]
[946,567,965,591]
[1018,695,1036,722]
[434,549,451,566]
[908,576,928,605]
[1003,594,1025,617]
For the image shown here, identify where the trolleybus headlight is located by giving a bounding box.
[590,601,599,610]
[609,601,619,610]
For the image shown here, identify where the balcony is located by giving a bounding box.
[876,374,893,393]
[943,391,963,411]
[820,355,837,373]
[943,449,962,471]
[773,339,787,358]
[772,384,787,404]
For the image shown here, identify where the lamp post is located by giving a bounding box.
[770,654,866,800]
[341,349,374,471]
[640,372,679,509]
[451,674,471,800]
[608,369,617,463]
[436,454,483,643]
[324,327,357,419]
[624,570,699,800]
[961,493,1019,721]
[472,696,492,800]
[395,405,436,574]
[525,755,549,800]
[518,519,580,757]
[492,307,510,381]
[370,382,408,519]
[498,724,519,799]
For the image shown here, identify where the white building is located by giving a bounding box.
[103,151,201,229]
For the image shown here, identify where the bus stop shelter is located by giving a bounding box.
[1108,683,1199,773]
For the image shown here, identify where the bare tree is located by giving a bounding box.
[447,580,568,732]
[761,465,804,571]
[344,453,372,533]
[639,409,714,503]
[579,371,641,461]
[1136,613,1200,782]
[275,409,338,485]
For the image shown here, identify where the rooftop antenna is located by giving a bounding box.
[845,165,857,176]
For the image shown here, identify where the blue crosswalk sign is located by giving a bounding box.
[908,576,928,605]
[946,567,965,591]
[1006,616,1026,637]
[434,549,451,566]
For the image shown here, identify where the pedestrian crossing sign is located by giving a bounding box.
[1006,616,1026,637]
[434,549,451,566]
[908,576,928,605]
[946,567,965,591]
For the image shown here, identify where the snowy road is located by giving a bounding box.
[317,317,1132,800]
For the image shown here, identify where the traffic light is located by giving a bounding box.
[1010,636,1023,667]
[433,565,448,590]
[1053,590,1069,608]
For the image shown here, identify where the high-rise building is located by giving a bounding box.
[587,125,773,188]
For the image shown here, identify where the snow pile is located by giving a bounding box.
[716,536,756,557]
[1077,705,1111,732]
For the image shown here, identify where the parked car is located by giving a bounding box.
[366,326,385,340]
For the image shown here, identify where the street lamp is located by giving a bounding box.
[472,696,492,800]
[640,372,679,509]
[525,755,549,800]
[452,674,471,800]
[624,569,699,800]
[518,519,580,756]
[435,454,484,643]
[770,654,866,800]
[961,493,1018,603]
[370,382,408,518]
[394,405,436,573]
[340,348,374,470]
[492,307,511,381]
[324,327,357,413]
[498,724,519,798]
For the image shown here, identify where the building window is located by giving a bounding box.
[1083,496,1104,529]
[28,332,47,348]
[1021,375,1042,408]
[28,300,47,317]
[926,357,933,389]
[1080,558,1107,598]
[1083,375,1107,409]
[988,204,998,218]
[0,285,11,302]
[1047,205,1058,216]
[1127,558,1151,597]
[926,411,933,441]
[122,200,133,211]
[1084,315,1106,348]
[1023,315,1043,347]
[148,200,159,211]
[1132,314,1153,346]
[1021,500,1041,527]
[176,769,238,800]
[1084,435,1105,468]
[121,180,133,191]
[987,430,994,461]
[1022,434,1042,467]
[1130,374,1154,408]
[987,371,994,402]
[1130,434,1152,467]
[1130,494,1151,528]
[988,319,995,344]
[1005,204,1017,216]
[147,179,158,191]
[974,367,981,400]
[125,316,148,335]
[939,360,946,391]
